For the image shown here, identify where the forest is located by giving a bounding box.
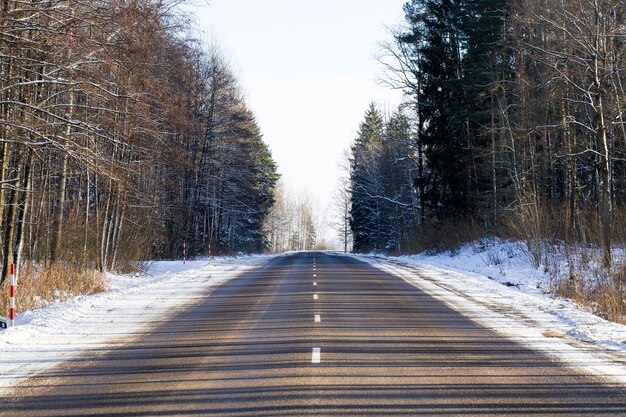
[0,0,278,312]
[348,0,626,320]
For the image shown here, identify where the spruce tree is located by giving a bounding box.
[350,103,384,252]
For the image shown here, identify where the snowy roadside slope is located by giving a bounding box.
[0,255,273,394]
[352,251,626,385]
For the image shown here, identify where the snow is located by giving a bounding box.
[352,240,626,385]
[0,255,272,395]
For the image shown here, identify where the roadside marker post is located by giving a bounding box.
[183,241,187,265]
[9,263,16,327]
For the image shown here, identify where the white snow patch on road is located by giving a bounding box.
[349,244,626,385]
[0,255,272,394]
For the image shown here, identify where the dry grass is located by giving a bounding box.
[556,275,626,324]
[0,262,108,317]
[549,249,626,324]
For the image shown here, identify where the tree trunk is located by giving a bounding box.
[600,125,612,268]
[1,152,21,284]
[50,152,68,263]
[82,171,90,266]
[14,151,33,279]
[110,194,125,271]
[50,82,75,263]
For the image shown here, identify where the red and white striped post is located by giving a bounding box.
[9,263,16,327]
[183,240,186,265]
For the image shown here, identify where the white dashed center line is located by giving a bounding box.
[314,314,321,323]
[312,347,321,364]
[313,274,317,278]
[313,282,317,286]
[313,294,318,300]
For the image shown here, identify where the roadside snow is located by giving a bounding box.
[0,255,271,394]
[353,241,626,384]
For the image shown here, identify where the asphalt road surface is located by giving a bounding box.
[1,252,625,416]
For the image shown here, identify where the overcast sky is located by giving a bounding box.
[190,0,407,242]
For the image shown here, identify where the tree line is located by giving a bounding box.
[0,0,278,284]
[351,0,626,274]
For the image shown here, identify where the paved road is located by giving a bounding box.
[1,253,625,416]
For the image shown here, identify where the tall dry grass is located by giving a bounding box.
[555,257,626,324]
[502,198,626,324]
[0,262,108,317]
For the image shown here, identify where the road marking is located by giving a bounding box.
[313,274,316,277]
[313,282,317,286]
[313,294,318,300]
[312,347,321,363]
[314,314,321,323]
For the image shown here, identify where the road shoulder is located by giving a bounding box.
[350,253,626,386]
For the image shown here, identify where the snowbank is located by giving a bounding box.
[0,255,271,394]
[353,241,626,384]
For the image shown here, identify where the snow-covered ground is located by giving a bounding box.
[354,240,626,385]
[0,255,272,394]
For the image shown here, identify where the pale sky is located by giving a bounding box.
[190,0,407,241]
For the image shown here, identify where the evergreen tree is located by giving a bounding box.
[349,104,420,253]
[350,103,384,252]
[392,0,509,222]
[405,0,472,217]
